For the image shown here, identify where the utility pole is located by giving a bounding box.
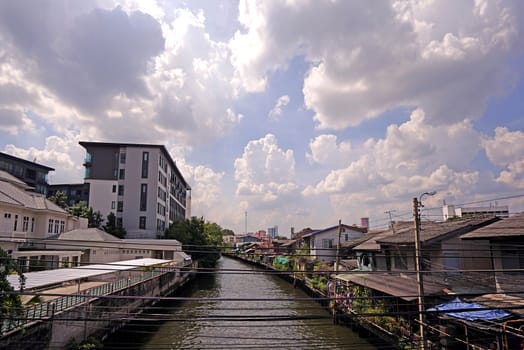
[413,191,436,350]
[385,210,396,232]
[413,197,426,350]
[244,211,247,235]
[335,219,342,274]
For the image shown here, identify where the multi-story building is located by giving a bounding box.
[0,152,54,195]
[79,142,191,239]
[48,183,90,206]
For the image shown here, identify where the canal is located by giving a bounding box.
[104,256,379,349]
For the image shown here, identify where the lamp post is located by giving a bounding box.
[413,191,436,350]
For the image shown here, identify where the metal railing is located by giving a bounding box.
[1,264,188,335]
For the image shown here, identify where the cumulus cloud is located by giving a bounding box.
[483,127,524,188]
[268,95,290,120]
[0,2,243,149]
[230,0,522,128]
[306,134,351,166]
[234,134,298,203]
[3,134,86,184]
[303,109,482,202]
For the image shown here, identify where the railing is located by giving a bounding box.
[1,264,189,335]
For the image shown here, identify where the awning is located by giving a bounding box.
[427,297,511,321]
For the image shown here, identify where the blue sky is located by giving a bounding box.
[1,0,524,236]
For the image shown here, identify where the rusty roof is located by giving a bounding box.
[460,212,524,240]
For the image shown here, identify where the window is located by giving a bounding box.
[140,184,148,211]
[112,185,116,193]
[142,152,149,178]
[394,252,408,270]
[31,218,35,232]
[111,201,116,210]
[117,201,123,212]
[321,239,333,249]
[13,215,18,231]
[120,152,126,164]
[54,219,60,234]
[345,234,348,241]
[119,169,125,180]
[113,169,118,178]
[60,220,65,233]
[139,216,146,229]
[4,213,11,218]
[48,219,54,233]
[22,216,29,232]
[118,185,124,196]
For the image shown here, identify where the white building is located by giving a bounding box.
[80,142,191,239]
[0,170,86,269]
[443,204,509,221]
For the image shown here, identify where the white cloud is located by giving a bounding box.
[3,134,85,184]
[235,134,297,195]
[230,0,522,129]
[303,109,482,204]
[306,134,351,166]
[483,127,524,188]
[268,95,290,120]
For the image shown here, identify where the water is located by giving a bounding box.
[104,256,379,349]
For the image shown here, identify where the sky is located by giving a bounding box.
[1,0,524,237]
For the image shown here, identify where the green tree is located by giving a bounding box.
[103,212,126,238]
[0,248,25,330]
[166,217,221,268]
[86,207,104,228]
[68,201,90,217]
[48,190,68,208]
[222,229,235,236]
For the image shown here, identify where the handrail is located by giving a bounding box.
[1,262,189,335]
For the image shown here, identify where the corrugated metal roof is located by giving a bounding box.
[377,216,499,245]
[7,258,171,291]
[334,273,448,301]
[461,212,524,239]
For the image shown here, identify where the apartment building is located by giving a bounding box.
[0,152,54,195]
[79,142,191,239]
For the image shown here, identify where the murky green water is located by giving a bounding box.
[104,256,379,349]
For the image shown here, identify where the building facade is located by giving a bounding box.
[0,170,86,269]
[47,183,90,207]
[0,152,54,195]
[79,142,191,239]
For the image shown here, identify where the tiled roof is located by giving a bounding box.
[0,178,65,213]
[377,216,499,245]
[460,212,524,239]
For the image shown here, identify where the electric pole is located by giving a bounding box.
[335,219,342,274]
[413,197,426,349]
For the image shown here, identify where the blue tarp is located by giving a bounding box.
[427,297,510,321]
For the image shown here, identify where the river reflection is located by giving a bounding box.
[104,256,379,349]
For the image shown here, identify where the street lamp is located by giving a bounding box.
[413,191,436,350]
